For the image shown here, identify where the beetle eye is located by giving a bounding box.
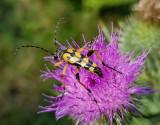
[54,54,58,59]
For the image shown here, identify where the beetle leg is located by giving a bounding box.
[78,46,122,74]
[61,63,68,99]
[53,60,65,70]
[89,50,123,75]
[77,46,91,53]
[78,46,109,53]
[93,51,123,74]
[87,50,123,75]
[75,67,102,114]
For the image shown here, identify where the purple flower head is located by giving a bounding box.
[39,24,157,125]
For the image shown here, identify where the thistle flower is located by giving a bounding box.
[39,24,156,125]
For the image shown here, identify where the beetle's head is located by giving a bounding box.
[54,49,66,59]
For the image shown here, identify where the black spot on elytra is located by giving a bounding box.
[70,53,75,57]
[84,60,93,70]
[94,67,103,78]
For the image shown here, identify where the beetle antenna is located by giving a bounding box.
[54,18,65,52]
[14,45,54,56]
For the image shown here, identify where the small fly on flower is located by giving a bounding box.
[14,18,123,114]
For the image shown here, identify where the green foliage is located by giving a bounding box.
[84,0,138,9]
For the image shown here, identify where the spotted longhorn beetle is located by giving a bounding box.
[14,18,123,114]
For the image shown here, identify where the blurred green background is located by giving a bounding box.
[0,0,160,125]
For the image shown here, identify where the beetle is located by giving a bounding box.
[14,18,123,114]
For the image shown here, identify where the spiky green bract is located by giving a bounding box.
[119,17,160,124]
[119,17,160,85]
